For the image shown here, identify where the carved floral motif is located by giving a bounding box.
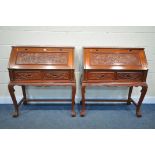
[117,72,142,81]
[16,52,68,65]
[14,71,41,80]
[43,71,70,80]
[90,53,141,66]
[88,72,114,80]
[14,71,71,80]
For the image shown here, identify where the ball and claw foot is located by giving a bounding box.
[136,110,142,117]
[12,111,19,117]
[71,111,76,117]
[80,111,85,117]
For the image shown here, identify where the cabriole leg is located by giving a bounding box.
[80,85,86,117]
[8,83,19,117]
[136,85,148,117]
[71,85,76,117]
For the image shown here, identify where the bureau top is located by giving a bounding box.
[8,46,74,70]
[84,48,148,70]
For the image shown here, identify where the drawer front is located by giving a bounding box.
[117,72,143,81]
[87,72,115,80]
[13,71,42,81]
[43,71,71,80]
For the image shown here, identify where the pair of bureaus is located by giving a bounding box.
[8,46,148,118]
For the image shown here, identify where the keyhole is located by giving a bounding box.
[27,74,32,77]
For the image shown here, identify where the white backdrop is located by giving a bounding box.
[0,26,155,103]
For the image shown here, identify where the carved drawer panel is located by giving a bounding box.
[117,72,143,81]
[13,71,42,81]
[87,72,115,80]
[43,71,71,80]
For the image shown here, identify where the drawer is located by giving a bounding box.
[117,72,143,81]
[13,71,42,81]
[87,72,115,80]
[43,71,71,80]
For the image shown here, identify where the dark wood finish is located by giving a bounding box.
[22,86,27,105]
[81,47,148,117]
[127,86,133,105]
[8,46,76,117]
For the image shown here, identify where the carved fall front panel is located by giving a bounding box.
[90,52,141,66]
[16,52,68,65]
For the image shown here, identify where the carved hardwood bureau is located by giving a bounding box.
[81,47,148,117]
[8,46,76,117]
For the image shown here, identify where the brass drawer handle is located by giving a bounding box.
[126,74,131,77]
[52,74,58,78]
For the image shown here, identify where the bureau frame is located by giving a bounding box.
[8,46,76,117]
[80,47,148,117]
